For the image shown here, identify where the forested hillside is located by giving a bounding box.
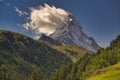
[49,35,120,80]
[0,30,72,80]
[0,30,120,80]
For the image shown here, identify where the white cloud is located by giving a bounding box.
[15,7,28,16]
[23,4,70,36]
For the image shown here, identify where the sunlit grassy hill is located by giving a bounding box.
[88,63,120,80]
[52,45,92,62]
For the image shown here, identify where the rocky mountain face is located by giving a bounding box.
[50,14,100,51]
[38,34,62,46]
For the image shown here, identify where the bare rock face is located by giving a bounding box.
[50,14,100,51]
[38,34,62,46]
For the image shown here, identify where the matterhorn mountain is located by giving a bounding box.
[23,4,100,52]
[48,14,100,51]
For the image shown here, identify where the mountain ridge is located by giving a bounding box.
[38,34,62,46]
[50,14,100,51]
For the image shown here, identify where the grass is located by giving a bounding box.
[87,63,120,80]
[52,45,92,62]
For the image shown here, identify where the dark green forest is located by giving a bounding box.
[0,30,71,80]
[0,30,120,80]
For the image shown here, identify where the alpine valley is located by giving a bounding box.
[0,3,120,80]
[0,29,120,80]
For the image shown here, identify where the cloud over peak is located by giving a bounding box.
[23,4,70,37]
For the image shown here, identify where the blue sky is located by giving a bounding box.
[0,0,120,46]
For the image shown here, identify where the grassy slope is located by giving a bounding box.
[52,45,92,62]
[88,63,120,80]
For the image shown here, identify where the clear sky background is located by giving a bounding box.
[0,0,120,46]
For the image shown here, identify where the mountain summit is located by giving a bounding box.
[23,4,100,51]
[50,14,100,51]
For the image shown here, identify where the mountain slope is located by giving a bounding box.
[88,63,120,80]
[0,30,72,78]
[50,14,100,51]
[38,34,93,62]
[52,45,92,62]
[38,34,62,46]
[49,34,120,80]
